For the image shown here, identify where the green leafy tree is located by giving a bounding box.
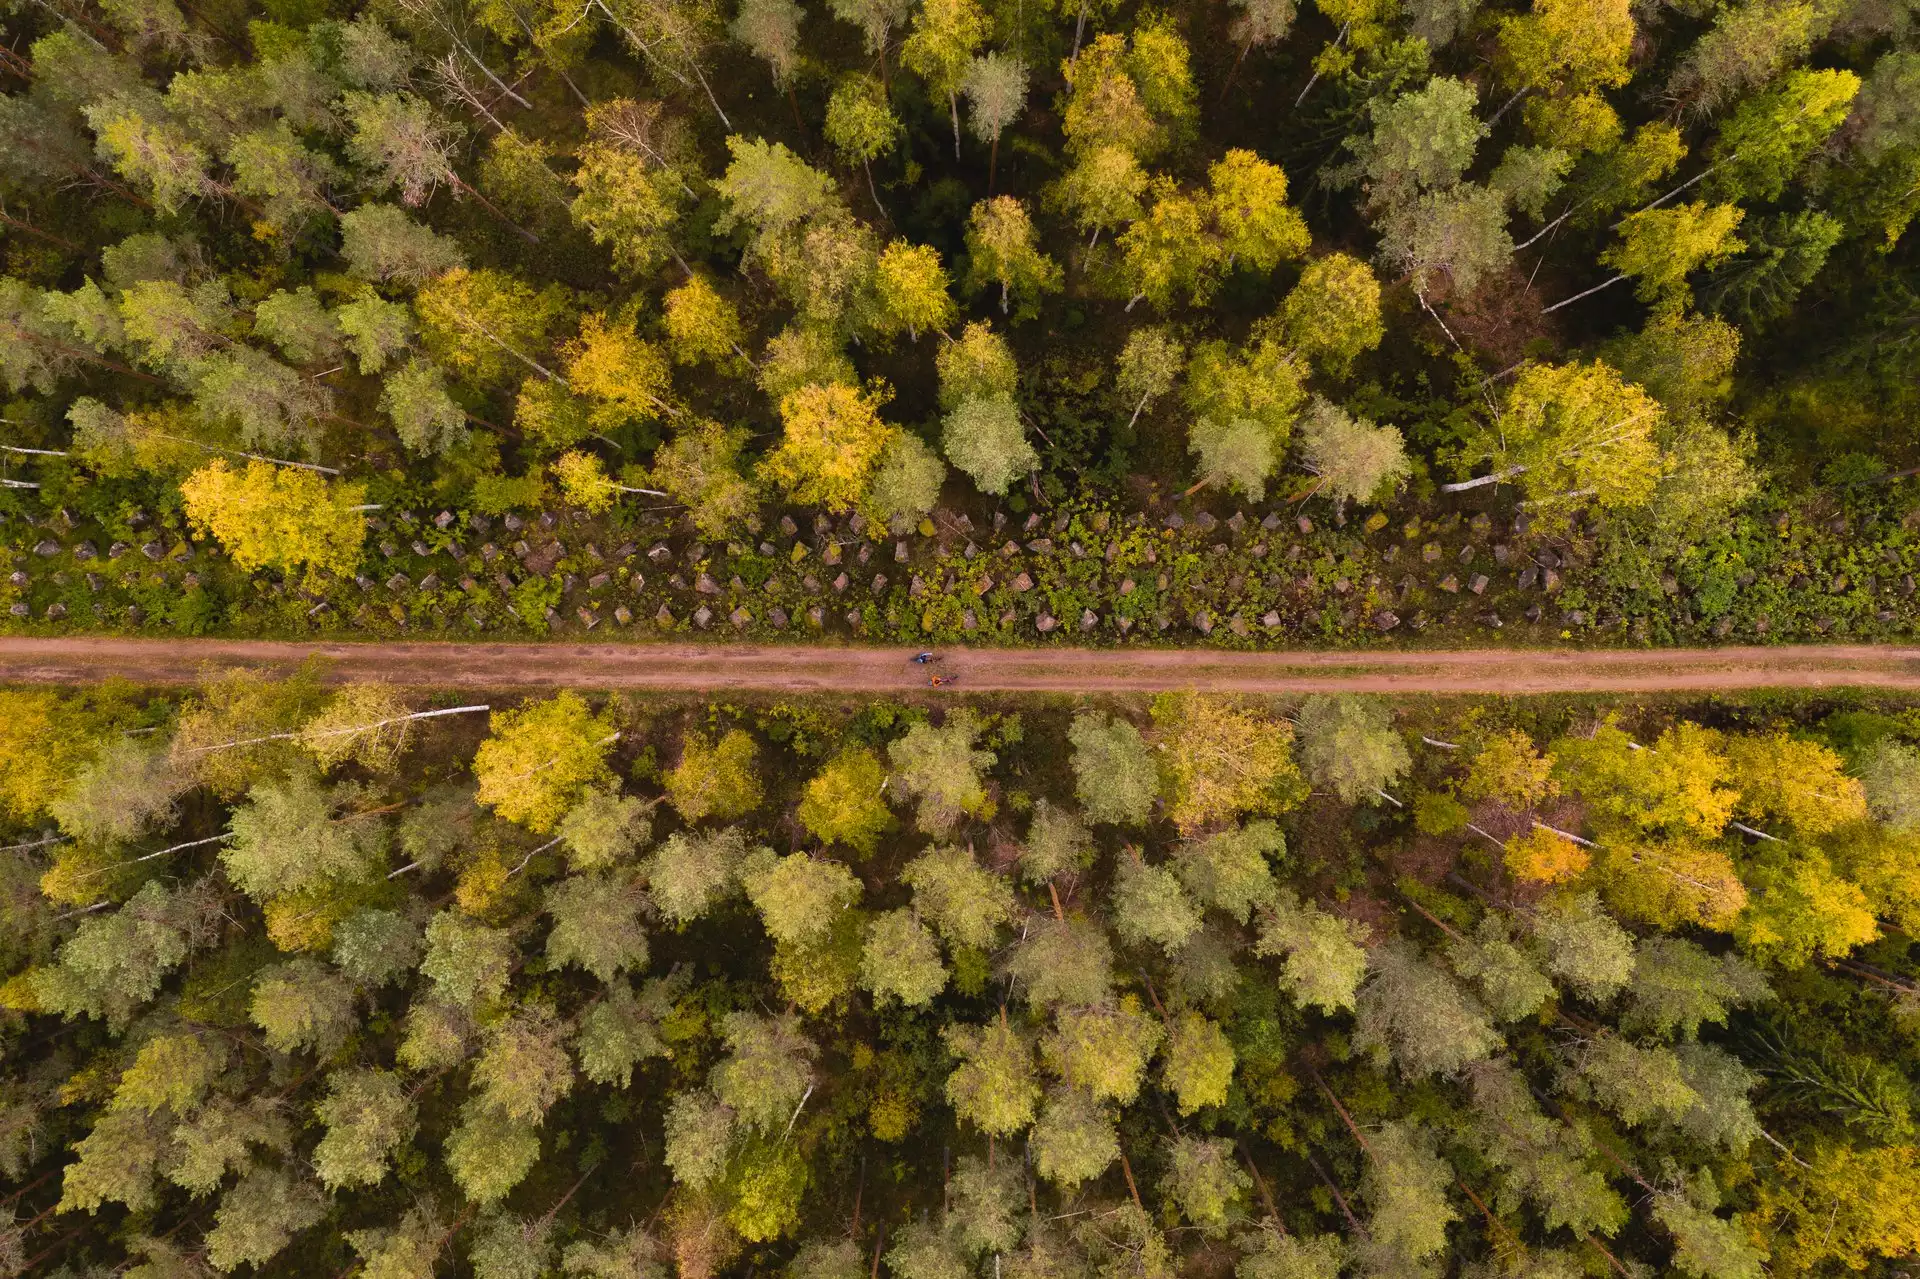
[663,1090,734,1189]
[1355,940,1499,1077]
[888,1220,970,1279]
[445,1099,541,1205]
[1112,854,1204,955]
[314,1069,416,1190]
[743,852,863,948]
[1052,146,1149,247]
[1707,68,1860,203]
[1377,184,1515,299]
[861,909,948,1006]
[962,53,1029,185]
[1115,326,1183,432]
[1043,999,1163,1103]
[1021,801,1097,884]
[950,1154,1023,1256]
[222,773,387,941]
[901,0,987,156]
[1531,891,1636,1001]
[889,710,997,835]
[421,911,514,1008]
[945,1018,1039,1136]
[380,359,468,457]
[1031,1087,1118,1188]
[1254,888,1370,1012]
[942,394,1037,496]
[250,958,356,1055]
[1164,1135,1250,1233]
[339,204,465,287]
[1294,696,1410,803]
[902,844,1015,950]
[649,420,760,539]
[1296,397,1409,504]
[1009,913,1116,1008]
[1174,821,1282,923]
[1447,917,1554,1022]
[645,827,757,925]
[1465,1062,1625,1235]
[963,197,1063,319]
[546,872,650,982]
[204,1166,328,1271]
[472,1007,574,1124]
[1189,417,1276,500]
[557,786,653,871]
[1069,711,1159,826]
[1622,937,1769,1040]
[347,1203,446,1279]
[863,433,948,531]
[712,1011,817,1133]
[1353,1121,1458,1276]
[733,0,804,87]
[576,975,676,1087]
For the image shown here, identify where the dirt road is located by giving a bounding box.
[5,637,1920,694]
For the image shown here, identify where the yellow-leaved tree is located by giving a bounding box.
[1150,692,1305,833]
[762,382,898,512]
[473,692,619,832]
[180,459,367,580]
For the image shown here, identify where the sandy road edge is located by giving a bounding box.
[5,637,1920,694]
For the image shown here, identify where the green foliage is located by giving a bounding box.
[889,710,996,835]
[1294,696,1410,804]
[314,1068,415,1190]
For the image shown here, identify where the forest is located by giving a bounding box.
[2,677,1920,1276]
[1,0,1918,643]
